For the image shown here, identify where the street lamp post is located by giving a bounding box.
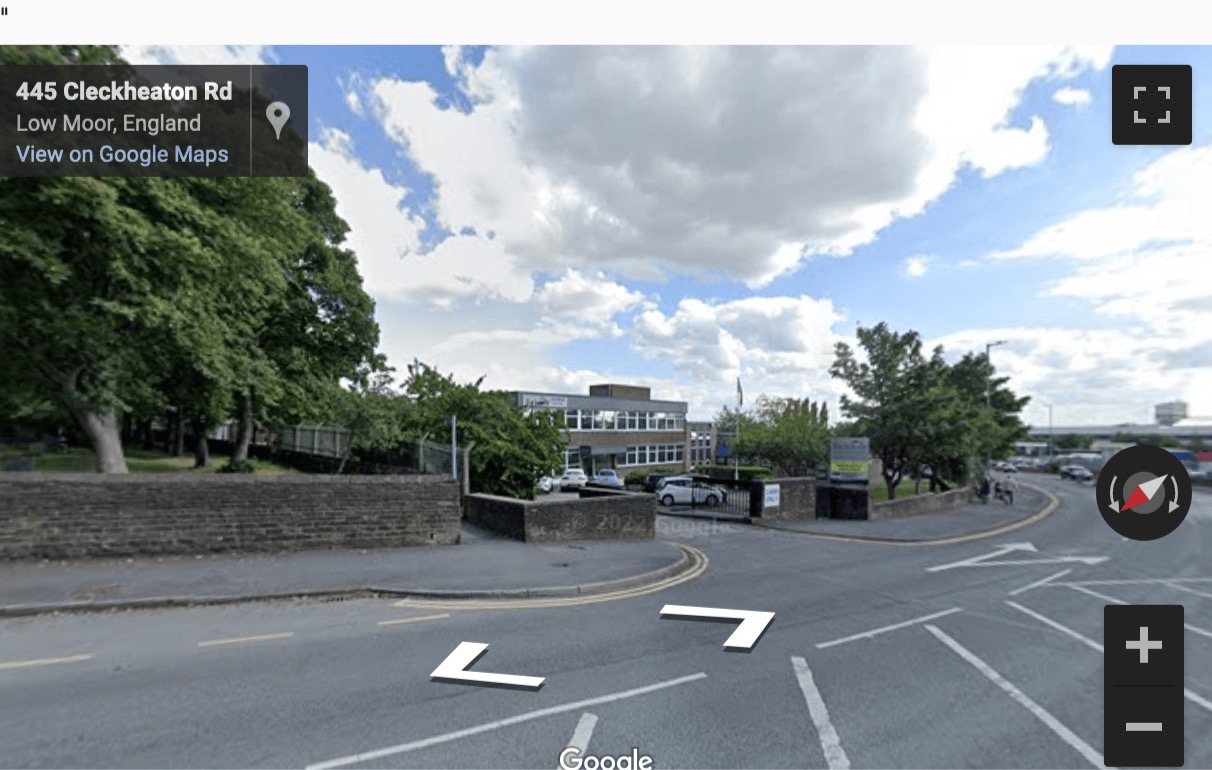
[985,340,1007,475]
[1048,404,1054,461]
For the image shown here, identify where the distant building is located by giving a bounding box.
[687,421,716,467]
[509,384,690,475]
[1156,401,1189,426]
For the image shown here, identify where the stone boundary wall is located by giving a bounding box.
[756,478,817,520]
[463,489,656,542]
[870,486,977,520]
[0,473,461,560]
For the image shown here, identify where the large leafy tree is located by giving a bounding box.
[830,323,930,498]
[733,396,830,477]
[0,45,381,471]
[400,362,566,499]
[831,323,1030,498]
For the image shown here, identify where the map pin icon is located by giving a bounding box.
[266,102,290,140]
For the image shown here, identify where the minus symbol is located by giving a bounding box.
[1126,723,1163,731]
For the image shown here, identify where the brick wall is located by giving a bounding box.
[870,486,977,520]
[464,489,656,542]
[756,477,817,520]
[0,473,461,560]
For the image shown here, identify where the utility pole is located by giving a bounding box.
[985,340,1007,475]
[451,415,458,481]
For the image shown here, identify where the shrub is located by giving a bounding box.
[706,465,771,481]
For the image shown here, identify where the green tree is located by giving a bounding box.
[733,396,830,477]
[945,352,1031,469]
[830,323,931,498]
[400,362,566,499]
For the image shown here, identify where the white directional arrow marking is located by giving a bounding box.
[430,642,544,690]
[660,605,776,650]
[926,543,1037,572]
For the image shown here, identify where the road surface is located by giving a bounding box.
[2,475,1210,768]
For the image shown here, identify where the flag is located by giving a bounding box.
[737,377,743,408]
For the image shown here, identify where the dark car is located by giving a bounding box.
[643,473,670,493]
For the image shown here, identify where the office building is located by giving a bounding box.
[509,384,690,475]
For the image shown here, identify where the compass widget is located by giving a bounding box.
[1097,444,1193,541]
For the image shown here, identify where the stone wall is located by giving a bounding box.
[756,478,817,520]
[0,473,461,560]
[464,489,656,542]
[870,486,977,520]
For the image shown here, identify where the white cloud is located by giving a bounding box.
[632,295,846,405]
[903,256,930,278]
[358,45,1112,294]
[1053,86,1092,106]
[118,46,270,65]
[970,141,1212,419]
[534,269,650,319]
[310,128,533,307]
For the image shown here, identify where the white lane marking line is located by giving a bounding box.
[1163,582,1212,600]
[791,656,850,770]
[1066,585,1212,641]
[1066,577,1212,586]
[1010,598,1212,716]
[1066,583,1123,604]
[924,625,1103,768]
[377,613,450,627]
[197,632,294,648]
[815,608,962,649]
[1009,569,1073,597]
[1005,601,1101,653]
[0,653,93,671]
[565,713,598,756]
[1126,723,1163,731]
[304,672,707,770]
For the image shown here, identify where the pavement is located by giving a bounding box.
[0,485,1053,617]
[0,522,692,616]
[755,481,1056,542]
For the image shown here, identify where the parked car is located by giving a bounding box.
[557,469,588,490]
[1060,465,1093,481]
[655,476,728,507]
[594,469,624,488]
[536,476,554,494]
[643,473,671,493]
[993,462,1017,473]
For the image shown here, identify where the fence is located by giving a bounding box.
[277,425,351,458]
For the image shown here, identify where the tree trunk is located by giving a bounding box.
[232,391,253,462]
[172,410,185,457]
[883,467,899,500]
[138,419,154,450]
[75,409,128,473]
[193,417,210,468]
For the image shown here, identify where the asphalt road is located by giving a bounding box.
[2,475,1211,769]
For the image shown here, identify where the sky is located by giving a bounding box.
[120,44,1212,429]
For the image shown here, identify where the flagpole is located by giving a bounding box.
[735,376,741,481]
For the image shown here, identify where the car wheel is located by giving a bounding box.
[705,494,719,506]
[661,494,675,507]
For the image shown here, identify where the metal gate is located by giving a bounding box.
[654,474,756,517]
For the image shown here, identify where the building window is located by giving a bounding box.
[565,410,580,430]
[602,410,616,430]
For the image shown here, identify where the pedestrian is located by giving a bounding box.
[1001,475,1016,505]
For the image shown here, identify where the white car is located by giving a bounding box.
[594,469,624,488]
[557,469,588,490]
[656,476,728,507]
[536,476,554,494]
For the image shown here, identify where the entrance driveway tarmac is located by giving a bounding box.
[2,477,1211,768]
